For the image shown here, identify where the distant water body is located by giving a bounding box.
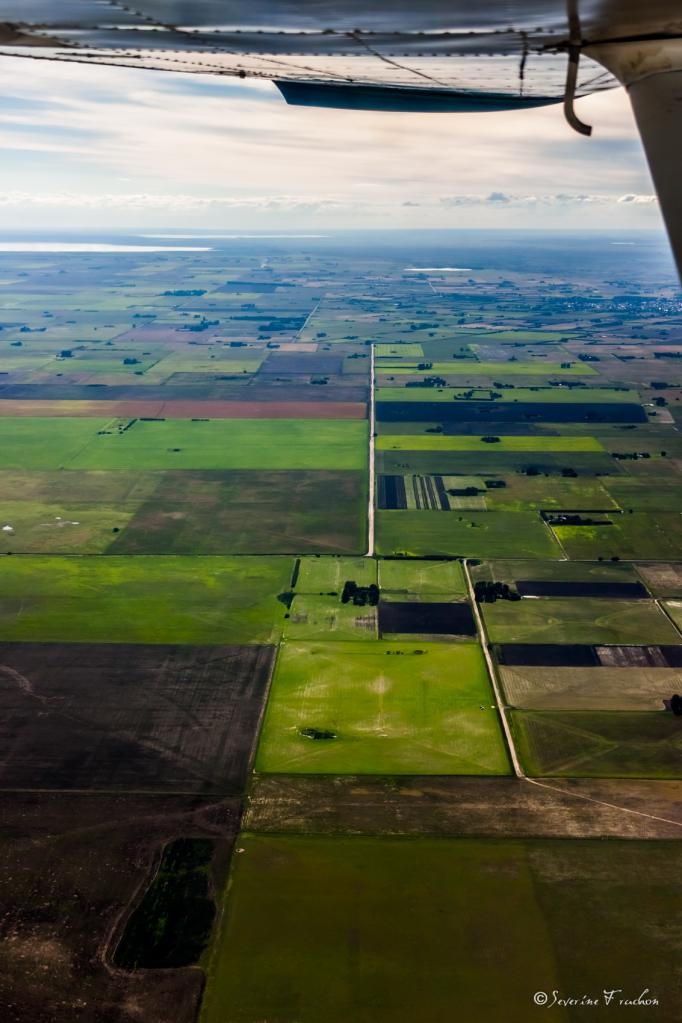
[404,266,472,272]
[141,234,327,240]
[0,242,211,252]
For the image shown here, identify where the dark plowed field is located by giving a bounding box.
[0,642,274,791]
[260,353,345,375]
[378,474,407,509]
[378,601,476,636]
[497,643,682,667]
[0,381,369,402]
[376,401,647,423]
[0,791,240,1023]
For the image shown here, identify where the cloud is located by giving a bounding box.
[0,55,663,230]
[618,193,658,204]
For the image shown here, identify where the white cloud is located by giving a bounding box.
[0,55,664,230]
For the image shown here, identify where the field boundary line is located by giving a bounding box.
[654,597,682,640]
[525,777,682,830]
[463,559,523,778]
[366,343,376,557]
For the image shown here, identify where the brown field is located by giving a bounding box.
[0,791,239,1023]
[245,775,682,839]
[500,664,682,710]
[0,399,367,419]
[0,642,274,792]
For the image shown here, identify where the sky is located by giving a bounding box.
[0,54,663,233]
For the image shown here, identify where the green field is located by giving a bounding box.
[296,555,377,592]
[284,594,378,641]
[201,835,682,1023]
[471,558,646,587]
[0,469,366,556]
[551,513,682,561]
[0,418,367,471]
[0,555,291,643]
[481,474,618,512]
[109,470,366,556]
[513,710,682,778]
[378,360,595,376]
[377,511,562,559]
[375,343,424,358]
[377,435,603,453]
[378,558,467,596]
[482,597,679,646]
[376,386,639,403]
[256,641,508,774]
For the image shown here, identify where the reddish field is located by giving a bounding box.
[0,399,367,419]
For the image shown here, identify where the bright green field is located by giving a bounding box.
[256,641,509,774]
[377,435,603,452]
[0,555,291,643]
[551,513,682,561]
[0,499,138,553]
[378,558,467,596]
[512,711,682,778]
[0,418,367,471]
[201,835,682,1023]
[375,343,424,358]
[378,360,595,376]
[483,598,679,646]
[284,593,378,641]
[296,556,377,593]
[376,386,639,403]
[377,511,562,559]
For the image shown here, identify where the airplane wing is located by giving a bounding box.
[0,2,680,273]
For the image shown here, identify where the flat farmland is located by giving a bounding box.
[0,555,292,644]
[378,558,467,596]
[376,510,562,558]
[0,399,368,419]
[0,791,239,1023]
[482,597,679,646]
[637,564,682,597]
[481,474,617,512]
[0,498,140,553]
[551,513,682,561]
[0,642,273,791]
[471,558,647,588]
[255,641,508,775]
[500,664,681,711]
[201,834,682,1023]
[296,555,377,592]
[0,417,367,471]
[378,360,595,376]
[284,594,378,642]
[377,449,617,475]
[377,434,603,453]
[376,386,640,404]
[109,469,366,555]
[512,710,682,778]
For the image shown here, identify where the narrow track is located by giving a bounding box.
[463,558,523,778]
[366,343,376,557]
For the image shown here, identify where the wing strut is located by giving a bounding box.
[563,44,592,137]
[587,39,682,280]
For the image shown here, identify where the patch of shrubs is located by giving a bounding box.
[341,580,380,606]
[474,580,521,604]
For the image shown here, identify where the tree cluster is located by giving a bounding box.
[341,580,380,606]
[474,581,521,604]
